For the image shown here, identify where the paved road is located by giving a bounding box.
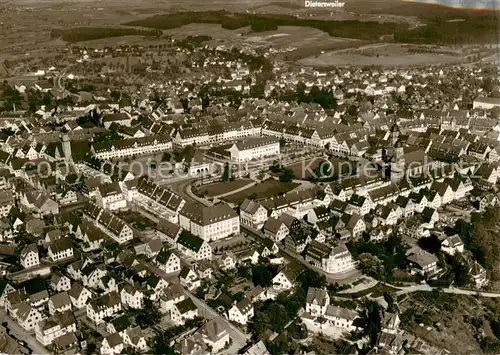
[0,309,49,355]
[393,284,500,298]
[214,181,257,199]
[54,63,75,94]
[242,225,362,284]
[167,178,213,207]
[7,263,52,282]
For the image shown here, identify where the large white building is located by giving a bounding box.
[101,333,124,355]
[302,287,359,334]
[91,135,172,160]
[305,287,330,316]
[196,318,231,352]
[48,238,74,262]
[228,137,280,162]
[173,128,210,147]
[14,303,45,331]
[228,297,254,325]
[305,241,356,274]
[473,97,500,110]
[262,120,334,148]
[173,121,259,147]
[171,298,199,326]
[178,202,240,242]
[96,182,127,211]
[120,284,144,309]
[176,231,213,261]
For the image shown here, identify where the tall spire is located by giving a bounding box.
[389,117,400,148]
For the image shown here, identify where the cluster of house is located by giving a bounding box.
[0,166,256,355]
[301,286,449,355]
[1,83,500,185]
[0,45,498,355]
[0,263,147,354]
[1,213,274,355]
[236,153,492,274]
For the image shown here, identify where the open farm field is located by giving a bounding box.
[50,27,161,43]
[244,26,360,49]
[298,42,466,67]
[345,0,498,16]
[126,9,498,46]
[1,0,497,64]
[124,11,407,41]
[163,24,363,59]
[164,24,247,40]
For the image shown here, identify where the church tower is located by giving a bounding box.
[391,141,405,183]
[388,120,405,183]
[62,134,72,162]
[387,120,400,158]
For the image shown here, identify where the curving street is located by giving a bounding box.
[54,63,75,94]
[167,178,213,206]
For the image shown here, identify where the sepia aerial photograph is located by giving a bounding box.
[0,0,498,354]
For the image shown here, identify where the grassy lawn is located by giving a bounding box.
[197,179,254,197]
[222,179,299,204]
[287,157,324,180]
[285,156,356,181]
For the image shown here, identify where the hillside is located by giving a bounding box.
[123,8,498,45]
[400,291,500,353]
[123,11,406,41]
[50,27,161,43]
[346,0,499,18]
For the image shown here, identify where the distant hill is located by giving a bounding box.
[345,0,499,17]
[50,27,162,43]
[124,9,499,45]
[124,11,406,41]
[404,0,499,10]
